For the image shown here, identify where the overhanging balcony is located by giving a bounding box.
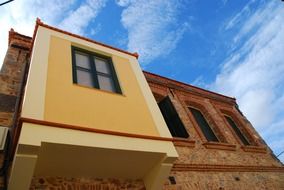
[9,120,178,190]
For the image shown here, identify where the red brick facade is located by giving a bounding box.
[0,29,31,127]
[144,72,284,189]
[0,31,283,190]
[0,30,32,189]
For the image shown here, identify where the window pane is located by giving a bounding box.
[75,52,90,69]
[225,116,250,145]
[76,69,93,87]
[159,97,189,138]
[95,58,110,74]
[189,107,219,142]
[97,74,115,92]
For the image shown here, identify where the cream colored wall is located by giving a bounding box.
[19,122,178,158]
[128,56,172,138]
[21,27,50,120]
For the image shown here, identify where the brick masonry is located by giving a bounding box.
[164,171,284,190]
[144,72,284,189]
[1,30,283,189]
[30,177,145,190]
[0,30,32,189]
[0,29,32,127]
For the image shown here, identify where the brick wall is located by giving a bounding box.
[0,29,31,127]
[0,29,32,190]
[144,72,284,190]
[164,171,284,190]
[30,177,145,190]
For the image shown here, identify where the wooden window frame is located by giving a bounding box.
[220,109,258,146]
[224,114,250,146]
[184,100,228,143]
[71,46,122,94]
[188,106,220,142]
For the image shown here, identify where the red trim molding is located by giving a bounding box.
[172,163,284,172]
[31,18,138,59]
[20,117,173,142]
[203,142,237,151]
[173,138,195,147]
[241,145,267,153]
[144,71,236,102]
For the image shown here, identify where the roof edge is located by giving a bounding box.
[143,70,236,102]
[31,18,139,59]
[8,28,32,45]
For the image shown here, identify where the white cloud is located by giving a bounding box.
[224,0,256,31]
[60,0,107,35]
[118,0,190,64]
[0,0,106,68]
[90,23,102,36]
[115,0,133,7]
[211,0,284,161]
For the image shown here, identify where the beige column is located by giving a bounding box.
[143,158,173,190]
[8,153,38,190]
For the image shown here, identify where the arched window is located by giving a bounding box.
[158,96,189,138]
[189,107,219,142]
[224,115,250,145]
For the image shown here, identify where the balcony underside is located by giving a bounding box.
[9,122,177,190]
[34,142,164,179]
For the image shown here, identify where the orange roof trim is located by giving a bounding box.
[144,71,236,101]
[30,18,139,59]
[8,28,32,45]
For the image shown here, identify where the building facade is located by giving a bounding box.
[0,20,283,190]
[145,72,284,189]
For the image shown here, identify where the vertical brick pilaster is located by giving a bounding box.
[0,29,32,189]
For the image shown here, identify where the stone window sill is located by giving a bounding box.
[173,138,195,147]
[203,142,237,151]
[241,145,267,153]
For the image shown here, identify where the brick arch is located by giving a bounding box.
[152,92,166,103]
[220,109,258,146]
[185,100,228,143]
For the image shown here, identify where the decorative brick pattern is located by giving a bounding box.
[145,72,284,190]
[30,177,145,190]
[164,171,284,190]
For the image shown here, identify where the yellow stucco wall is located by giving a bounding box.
[44,36,159,136]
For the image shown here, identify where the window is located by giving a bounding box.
[158,97,189,138]
[189,107,219,142]
[224,115,250,145]
[72,47,121,93]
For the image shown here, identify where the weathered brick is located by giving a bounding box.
[30,177,145,190]
[145,72,284,190]
[164,171,284,190]
[0,112,13,127]
[0,93,17,112]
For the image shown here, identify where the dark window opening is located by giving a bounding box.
[158,97,189,138]
[189,107,219,142]
[72,47,121,93]
[169,176,176,184]
[225,116,250,145]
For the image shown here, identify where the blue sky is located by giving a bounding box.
[0,0,283,161]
